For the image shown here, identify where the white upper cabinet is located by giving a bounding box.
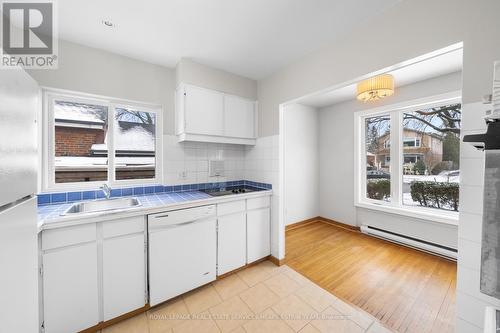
[176,84,256,145]
[184,85,224,136]
[224,95,255,139]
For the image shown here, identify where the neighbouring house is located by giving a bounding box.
[370,128,443,173]
[54,102,155,183]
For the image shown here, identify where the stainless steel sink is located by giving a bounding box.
[61,197,142,216]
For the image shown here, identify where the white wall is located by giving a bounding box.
[318,100,356,226]
[176,58,257,99]
[283,104,319,225]
[27,40,176,134]
[257,0,500,137]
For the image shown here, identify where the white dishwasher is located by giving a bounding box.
[148,205,217,306]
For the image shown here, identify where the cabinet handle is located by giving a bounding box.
[154,214,169,219]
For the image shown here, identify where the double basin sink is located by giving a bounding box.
[62,197,142,216]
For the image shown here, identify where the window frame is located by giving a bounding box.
[41,88,163,191]
[354,91,461,225]
[403,137,421,147]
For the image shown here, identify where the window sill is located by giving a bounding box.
[355,201,459,226]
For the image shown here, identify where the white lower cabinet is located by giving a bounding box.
[103,233,146,321]
[247,208,271,263]
[40,196,271,332]
[42,242,99,333]
[41,216,146,333]
[217,212,247,275]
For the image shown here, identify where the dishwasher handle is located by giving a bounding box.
[148,205,216,229]
[149,217,213,232]
[156,219,198,228]
[153,213,170,219]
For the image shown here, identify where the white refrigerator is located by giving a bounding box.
[0,68,40,332]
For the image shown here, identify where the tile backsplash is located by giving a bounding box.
[37,180,272,206]
[163,135,246,185]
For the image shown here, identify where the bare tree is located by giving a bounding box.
[115,109,154,125]
[366,103,461,135]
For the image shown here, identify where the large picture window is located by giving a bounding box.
[356,93,461,222]
[43,90,162,189]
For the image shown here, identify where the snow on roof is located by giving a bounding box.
[55,156,154,169]
[54,102,105,124]
[115,124,155,151]
[91,122,155,152]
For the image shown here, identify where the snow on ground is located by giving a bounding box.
[403,174,459,184]
[403,192,457,211]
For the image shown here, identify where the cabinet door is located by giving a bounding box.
[103,233,146,321]
[224,95,255,138]
[247,208,271,263]
[43,243,99,333]
[217,212,246,275]
[184,85,224,136]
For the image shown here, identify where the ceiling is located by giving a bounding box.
[298,48,463,108]
[57,0,402,80]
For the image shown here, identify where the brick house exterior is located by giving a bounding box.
[55,127,105,157]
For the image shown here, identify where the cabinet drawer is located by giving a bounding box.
[42,223,96,251]
[247,196,270,210]
[102,216,145,239]
[217,200,246,216]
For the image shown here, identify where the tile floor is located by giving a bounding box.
[101,261,393,333]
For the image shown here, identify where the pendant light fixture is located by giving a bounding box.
[357,74,394,102]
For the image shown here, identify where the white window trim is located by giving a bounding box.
[41,87,163,191]
[353,91,461,225]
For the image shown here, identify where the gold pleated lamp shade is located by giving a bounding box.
[356,74,394,102]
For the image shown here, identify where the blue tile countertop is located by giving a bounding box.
[37,181,273,232]
[38,190,212,222]
[37,180,271,206]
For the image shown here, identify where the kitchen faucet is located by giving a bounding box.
[101,184,112,199]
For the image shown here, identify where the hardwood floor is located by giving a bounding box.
[285,220,456,333]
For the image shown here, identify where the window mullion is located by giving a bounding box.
[108,104,115,184]
[390,111,402,207]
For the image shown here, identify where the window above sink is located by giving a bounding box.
[41,88,163,191]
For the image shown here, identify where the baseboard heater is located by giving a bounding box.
[360,225,457,260]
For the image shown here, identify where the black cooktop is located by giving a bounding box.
[200,186,262,197]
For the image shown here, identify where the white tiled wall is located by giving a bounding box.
[244,135,279,190]
[244,135,281,259]
[456,102,498,332]
[163,135,246,185]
